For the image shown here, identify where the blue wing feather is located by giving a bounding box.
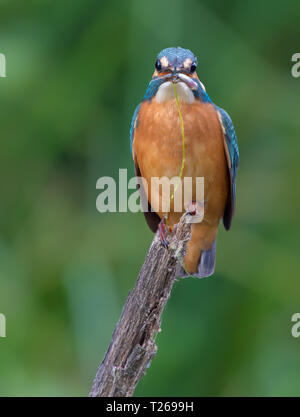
[130,103,141,155]
[214,106,239,230]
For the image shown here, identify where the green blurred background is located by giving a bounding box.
[0,0,300,396]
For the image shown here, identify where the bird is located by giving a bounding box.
[130,47,239,278]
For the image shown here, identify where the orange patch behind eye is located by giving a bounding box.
[159,70,172,76]
[152,70,172,78]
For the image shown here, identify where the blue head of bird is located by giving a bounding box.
[150,47,206,103]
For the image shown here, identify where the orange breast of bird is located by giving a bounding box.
[132,97,229,227]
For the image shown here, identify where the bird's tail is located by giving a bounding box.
[179,239,216,279]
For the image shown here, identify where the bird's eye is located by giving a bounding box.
[155,59,162,71]
[190,63,197,73]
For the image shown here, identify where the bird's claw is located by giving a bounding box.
[186,201,205,223]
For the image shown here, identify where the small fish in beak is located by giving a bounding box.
[174,73,198,90]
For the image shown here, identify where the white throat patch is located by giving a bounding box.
[156,81,195,104]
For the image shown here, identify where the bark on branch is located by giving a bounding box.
[89,213,192,397]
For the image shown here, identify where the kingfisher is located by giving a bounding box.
[130,47,239,278]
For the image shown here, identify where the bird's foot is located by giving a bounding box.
[158,217,169,248]
[186,201,205,223]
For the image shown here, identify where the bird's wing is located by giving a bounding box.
[130,102,160,232]
[130,103,141,155]
[215,106,239,230]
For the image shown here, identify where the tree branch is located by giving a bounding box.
[89,213,192,397]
